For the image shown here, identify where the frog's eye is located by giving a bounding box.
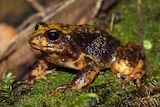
[47,30,59,41]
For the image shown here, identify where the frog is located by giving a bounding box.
[13,22,146,94]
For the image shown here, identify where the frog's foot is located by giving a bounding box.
[12,70,52,89]
[50,83,76,94]
[121,72,139,89]
[13,57,51,89]
[12,76,36,89]
[30,57,51,80]
[121,76,141,89]
[30,69,52,81]
[122,71,145,89]
[122,78,131,89]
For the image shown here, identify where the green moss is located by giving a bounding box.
[1,0,160,106]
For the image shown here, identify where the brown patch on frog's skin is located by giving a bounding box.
[110,42,146,88]
[14,22,146,93]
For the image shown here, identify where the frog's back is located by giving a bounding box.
[64,24,121,68]
[79,29,121,68]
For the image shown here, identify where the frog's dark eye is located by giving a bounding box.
[47,30,59,41]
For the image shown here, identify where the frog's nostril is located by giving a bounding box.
[35,24,39,30]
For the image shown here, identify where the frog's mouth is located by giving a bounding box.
[29,43,44,50]
[29,42,64,53]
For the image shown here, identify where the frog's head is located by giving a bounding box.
[29,22,82,59]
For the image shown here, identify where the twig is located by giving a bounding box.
[110,13,115,32]
[27,0,45,12]
[137,0,144,51]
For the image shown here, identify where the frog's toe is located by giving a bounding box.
[12,76,36,89]
[121,79,130,89]
[136,79,141,88]
[50,83,76,94]
[122,81,126,89]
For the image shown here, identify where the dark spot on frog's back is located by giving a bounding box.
[78,32,100,45]
[84,32,121,62]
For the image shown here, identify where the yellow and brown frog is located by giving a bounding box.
[13,22,146,94]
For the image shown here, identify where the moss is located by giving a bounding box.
[1,0,160,106]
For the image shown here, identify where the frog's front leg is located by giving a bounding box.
[12,57,51,89]
[51,61,99,94]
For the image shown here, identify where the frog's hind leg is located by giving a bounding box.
[12,57,51,89]
[135,69,145,88]
[51,61,100,94]
[122,59,145,88]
